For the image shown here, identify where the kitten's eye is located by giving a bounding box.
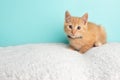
[77,26,81,30]
[69,25,72,29]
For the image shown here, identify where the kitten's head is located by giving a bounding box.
[64,11,88,39]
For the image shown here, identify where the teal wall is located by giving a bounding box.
[0,0,120,46]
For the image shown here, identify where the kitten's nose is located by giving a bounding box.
[72,30,76,35]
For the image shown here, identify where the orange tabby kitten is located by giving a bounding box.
[64,11,106,53]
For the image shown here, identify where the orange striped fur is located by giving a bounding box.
[64,11,106,53]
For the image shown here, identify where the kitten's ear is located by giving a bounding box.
[81,13,88,25]
[65,11,71,23]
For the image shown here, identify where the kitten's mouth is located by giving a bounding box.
[67,35,83,39]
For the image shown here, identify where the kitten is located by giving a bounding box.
[64,11,106,53]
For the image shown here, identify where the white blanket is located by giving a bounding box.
[0,43,120,80]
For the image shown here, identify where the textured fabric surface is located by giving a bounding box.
[0,43,120,80]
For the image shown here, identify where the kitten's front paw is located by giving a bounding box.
[68,46,75,50]
[79,50,86,54]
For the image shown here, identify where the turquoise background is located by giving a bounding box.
[0,0,120,46]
